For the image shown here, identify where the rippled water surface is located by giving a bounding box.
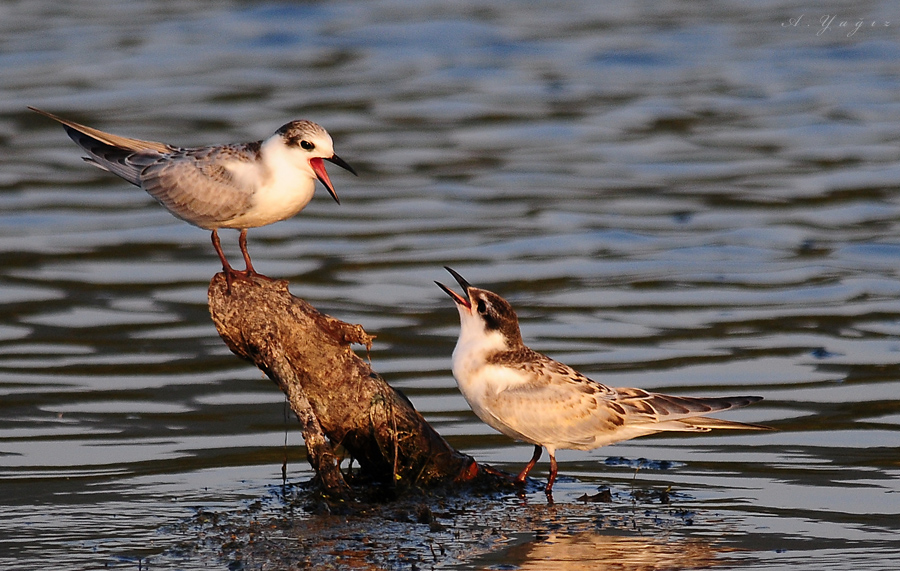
[3,0,900,569]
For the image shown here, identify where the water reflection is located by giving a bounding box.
[489,531,725,571]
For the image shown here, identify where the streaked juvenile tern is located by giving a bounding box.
[30,106,356,281]
[436,267,770,494]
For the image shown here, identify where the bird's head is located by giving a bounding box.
[436,267,523,347]
[270,120,356,203]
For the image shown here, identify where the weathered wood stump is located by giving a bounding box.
[208,274,497,497]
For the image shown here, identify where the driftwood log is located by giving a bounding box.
[208,273,499,497]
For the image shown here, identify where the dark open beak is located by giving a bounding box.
[326,154,357,176]
[435,266,472,309]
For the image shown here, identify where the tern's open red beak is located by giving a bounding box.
[310,154,356,205]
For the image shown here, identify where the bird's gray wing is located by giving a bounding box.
[30,107,173,186]
[138,144,260,229]
[30,107,172,153]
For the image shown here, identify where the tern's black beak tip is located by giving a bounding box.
[320,182,340,204]
[326,154,357,177]
[443,267,472,292]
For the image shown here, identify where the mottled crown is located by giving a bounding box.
[275,120,330,148]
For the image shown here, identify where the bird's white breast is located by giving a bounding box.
[450,309,534,428]
[450,310,505,387]
[221,141,317,229]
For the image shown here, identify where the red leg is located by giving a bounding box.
[211,229,233,272]
[238,229,257,276]
[515,445,543,484]
[211,229,238,290]
[237,228,275,281]
[544,452,558,494]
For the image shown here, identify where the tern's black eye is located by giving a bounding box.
[476,299,487,314]
[299,140,315,151]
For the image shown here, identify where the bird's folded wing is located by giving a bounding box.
[482,369,630,450]
[139,145,256,228]
[612,390,770,431]
[484,369,766,450]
